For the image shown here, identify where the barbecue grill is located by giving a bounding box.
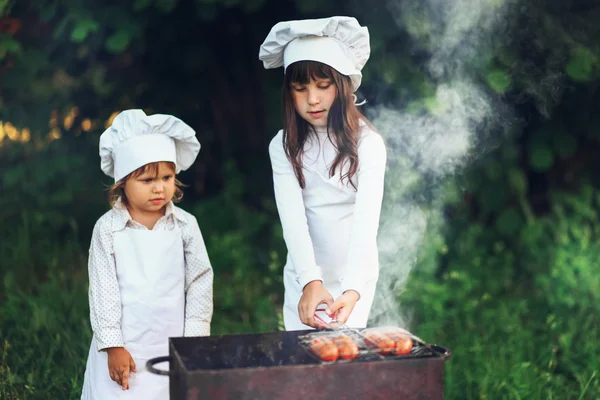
[147,329,451,399]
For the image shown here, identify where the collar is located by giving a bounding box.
[313,125,329,135]
[110,197,187,232]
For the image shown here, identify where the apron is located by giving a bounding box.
[81,227,185,399]
[281,132,380,331]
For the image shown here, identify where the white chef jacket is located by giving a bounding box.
[269,123,387,327]
[87,199,213,350]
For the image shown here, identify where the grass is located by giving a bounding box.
[1,207,599,399]
[408,291,600,400]
[2,257,599,399]
[1,238,90,400]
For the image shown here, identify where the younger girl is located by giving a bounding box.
[259,17,387,330]
[81,109,213,399]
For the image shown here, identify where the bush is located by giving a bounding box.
[402,183,600,399]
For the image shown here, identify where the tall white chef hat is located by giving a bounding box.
[99,109,200,182]
[258,16,370,91]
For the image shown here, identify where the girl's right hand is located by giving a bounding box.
[106,347,136,390]
[298,281,334,328]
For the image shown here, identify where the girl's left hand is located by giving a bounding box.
[326,290,360,325]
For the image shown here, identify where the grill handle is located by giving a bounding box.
[430,344,452,360]
[146,356,171,376]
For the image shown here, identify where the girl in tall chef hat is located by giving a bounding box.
[259,16,387,330]
[81,110,213,399]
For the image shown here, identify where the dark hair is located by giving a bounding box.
[281,60,372,189]
[107,161,185,207]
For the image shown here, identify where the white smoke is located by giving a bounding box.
[367,0,516,328]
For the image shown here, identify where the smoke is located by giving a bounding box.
[367,0,518,328]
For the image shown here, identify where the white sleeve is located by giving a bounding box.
[182,216,214,336]
[340,133,387,296]
[88,220,124,351]
[269,132,323,289]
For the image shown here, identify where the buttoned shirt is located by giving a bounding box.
[87,200,213,350]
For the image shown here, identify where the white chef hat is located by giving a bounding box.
[99,109,200,182]
[258,16,370,91]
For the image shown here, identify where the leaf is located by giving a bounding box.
[52,16,71,40]
[0,0,10,15]
[529,145,554,172]
[70,19,100,43]
[105,29,132,53]
[40,4,58,22]
[495,208,523,236]
[508,168,528,195]
[566,46,598,82]
[424,96,443,114]
[0,35,21,58]
[486,69,511,93]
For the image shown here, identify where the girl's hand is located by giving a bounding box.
[298,281,334,328]
[326,290,360,325]
[106,347,136,390]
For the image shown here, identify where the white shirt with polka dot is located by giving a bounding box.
[87,199,213,351]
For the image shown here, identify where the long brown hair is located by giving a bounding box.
[282,61,370,190]
[107,161,185,207]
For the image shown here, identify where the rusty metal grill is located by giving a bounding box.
[147,329,451,400]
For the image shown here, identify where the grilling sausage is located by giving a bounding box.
[309,337,339,362]
[363,331,395,354]
[332,335,359,360]
[387,331,413,355]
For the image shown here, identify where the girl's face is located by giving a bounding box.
[290,77,337,127]
[124,162,176,215]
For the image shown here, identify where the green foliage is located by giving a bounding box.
[0,231,89,400]
[566,46,599,82]
[2,0,600,399]
[402,184,600,399]
[0,0,13,15]
[189,161,284,334]
[0,34,20,58]
[70,19,99,42]
[529,145,554,172]
[486,69,512,93]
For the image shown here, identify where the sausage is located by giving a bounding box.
[363,331,395,354]
[387,332,413,355]
[309,337,339,362]
[332,335,359,360]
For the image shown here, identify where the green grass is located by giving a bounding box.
[1,237,90,400]
[414,300,600,400]
[2,254,599,399]
[2,190,600,399]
